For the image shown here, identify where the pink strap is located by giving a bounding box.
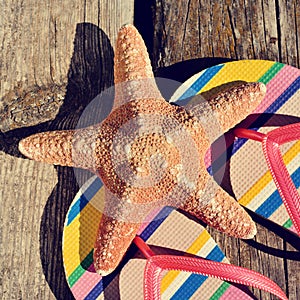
[133,236,288,300]
[235,124,300,235]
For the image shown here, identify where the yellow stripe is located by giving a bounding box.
[63,216,80,275]
[161,136,298,295]
[199,60,274,93]
[239,141,300,206]
[160,230,210,293]
[63,204,102,275]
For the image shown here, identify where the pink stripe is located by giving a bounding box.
[137,207,163,234]
[219,285,253,300]
[204,148,212,168]
[71,270,102,299]
[204,65,299,168]
[254,65,299,113]
[289,225,296,233]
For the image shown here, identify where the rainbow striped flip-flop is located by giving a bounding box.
[63,176,263,299]
[171,60,300,234]
[62,60,297,299]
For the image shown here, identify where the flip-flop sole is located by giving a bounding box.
[62,175,254,299]
[171,60,300,234]
[62,59,299,299]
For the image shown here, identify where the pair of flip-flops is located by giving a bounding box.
[62,60,299,299]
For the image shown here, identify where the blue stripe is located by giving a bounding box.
[67,177,103,225]
[171,246,225,299]
[256,167,300,218]
[83,206,174,299]
[82,177,103,200]
[178,65,224,101]
[67,194,89,225]
[140,206,174,240]
[206,245,225,261]
[171,274,208,299]
[208,76,300,175]
[84,280,104,300]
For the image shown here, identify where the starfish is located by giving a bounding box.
[19,24,266,276]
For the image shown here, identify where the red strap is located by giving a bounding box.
[133,236,288,300]
[235,128,265,142]
[234,124,300,235]
[143,255,288,300]
[265,123,300,235]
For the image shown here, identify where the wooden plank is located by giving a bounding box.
[0,152,58,299]
[278,0,300,67]
[0,0,134,131]
[151,0,299,70]
[0,1,134,299]
[286,243,300,300]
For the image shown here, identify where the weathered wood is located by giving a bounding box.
[151,0,299,70]
[278,0,300,67]
[0,0,134,131]
[0,0,134,95]
[286,243,300,300]
[0,152,57,299]
[0,1,134,299]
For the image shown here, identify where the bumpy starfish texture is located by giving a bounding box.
[19,24,266,276]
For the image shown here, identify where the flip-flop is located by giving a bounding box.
[62,175,287,299]
[62,59,296,299]
[171,60,300,235]
[234,123,300,235]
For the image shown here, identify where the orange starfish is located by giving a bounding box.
[19,25,266,276]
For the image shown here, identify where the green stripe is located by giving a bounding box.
[68,250,94,287]
[258,62,285,84]
[210,281,230,300]
[283,218,293,229]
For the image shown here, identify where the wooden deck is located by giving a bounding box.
[1,0,299,299]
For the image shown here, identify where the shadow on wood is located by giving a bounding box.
[0,22,114,299]
[39,23,114,299]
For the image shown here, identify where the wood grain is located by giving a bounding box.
[151,0,299,70]
[0,152,57,299]
[0,1,134,299]
[0,0,134,131]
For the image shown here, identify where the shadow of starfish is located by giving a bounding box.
[1,22,113,300]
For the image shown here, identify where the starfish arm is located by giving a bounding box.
[93,214,140,276]
[19,130,75,166]
[181,186,257,239]
[114,24,154,84]
[93,187,141,276]
[113,24,162,108]
[18,124,104,172]
[187,82,266,133]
